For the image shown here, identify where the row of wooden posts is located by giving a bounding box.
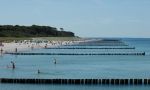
[45,47,135,49]
[6,52,146,56]
[1,78,150,85]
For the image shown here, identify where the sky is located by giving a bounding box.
[0,0,150,38]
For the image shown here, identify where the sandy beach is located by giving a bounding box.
[0,39,84,54]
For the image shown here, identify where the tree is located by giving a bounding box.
[0,25,75,37]
[60,28,64,31]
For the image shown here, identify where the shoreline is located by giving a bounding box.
[0,38,84,54]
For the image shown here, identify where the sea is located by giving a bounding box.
[0,38,150,90]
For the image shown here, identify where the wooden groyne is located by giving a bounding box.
[45,47,135,49]
[71,40,128,46]
[0,78,150,85]
[6,52,145,56]
[65,45,129,46]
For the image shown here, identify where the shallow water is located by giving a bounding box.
[0,38,150,89]
[1,84,150,90]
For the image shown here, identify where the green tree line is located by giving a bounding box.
[0,25,74,37]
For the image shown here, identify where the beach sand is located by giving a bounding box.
[0,40,84,54]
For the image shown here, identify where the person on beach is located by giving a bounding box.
[0,42,4,47]
[31,45,34,50]
[15,48,17,52]
[0,48,3,53]
[45,44,47,48]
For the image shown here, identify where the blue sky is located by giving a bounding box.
[0,0,150,37]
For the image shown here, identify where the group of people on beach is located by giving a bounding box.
[0,39,80,54]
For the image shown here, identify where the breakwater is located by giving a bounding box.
[6,52,145,56]
[45,47,135,49]
[65,45,129,46]
[68,39,128,46]
[1,78,150,85]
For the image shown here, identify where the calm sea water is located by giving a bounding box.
[0,38,150,90]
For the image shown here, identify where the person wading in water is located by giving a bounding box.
[53,58,57,64]
[11,61,15,69]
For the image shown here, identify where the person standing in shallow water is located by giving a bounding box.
[53,58,57,64]
[11,61,15,69]
[37,69,40,74]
